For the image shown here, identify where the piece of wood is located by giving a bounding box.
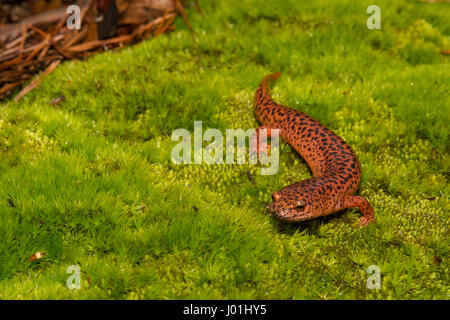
[0,80,26,95]
[0,7,65,43]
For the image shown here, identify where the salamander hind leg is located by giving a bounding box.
[340,195,375,227]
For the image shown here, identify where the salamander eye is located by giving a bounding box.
[296,202,305,211]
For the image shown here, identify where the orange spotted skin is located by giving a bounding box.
[254,73,375,226]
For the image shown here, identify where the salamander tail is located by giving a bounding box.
[261,72,282,97]
[254,72,282,109]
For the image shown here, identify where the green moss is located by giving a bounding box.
[0,0,448,299]
[394,19,449,65]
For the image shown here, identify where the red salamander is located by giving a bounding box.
[254,73,375,226]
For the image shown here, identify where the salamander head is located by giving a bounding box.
[266,182,321,222]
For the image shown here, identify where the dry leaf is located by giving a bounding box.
[50,94,65,105]
[433,256,442,265]
[29,251,45,262]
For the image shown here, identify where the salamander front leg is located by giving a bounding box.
[341,195,375,227]
[249,125,280,160]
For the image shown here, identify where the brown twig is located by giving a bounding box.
[174,0,194,33]
[14,60,60,101]
[194,0,202,14]
[155,13,176,37]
